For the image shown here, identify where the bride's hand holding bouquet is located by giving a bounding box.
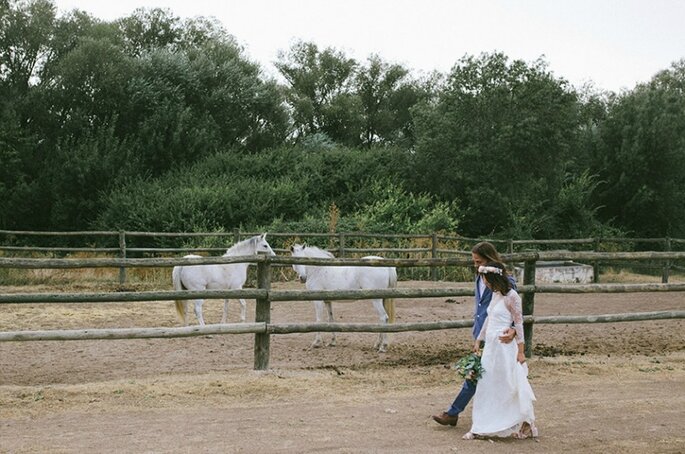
[454,347,485,384]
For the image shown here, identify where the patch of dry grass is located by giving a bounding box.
[2,352,683,419]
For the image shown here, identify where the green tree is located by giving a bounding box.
[46,36,134,136]
[0,92,35,228]
[0,0,58,228]
[411,52,581,236]
[117,7,236,56]
[592,60,685,237]
[275,41,361,145]
[116,7,182,57]
[0,2,289,230]
[122,40,287,174]
[355,55,424,148]
[0,0,55,93]
[45,126,134,228]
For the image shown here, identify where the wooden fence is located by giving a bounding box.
[2,229,685,283]
[1,251,685,370]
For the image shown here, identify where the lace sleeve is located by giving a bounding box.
[504,290,525,344]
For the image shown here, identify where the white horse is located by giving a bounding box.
[290,243,397,352]
[172,233,275,325]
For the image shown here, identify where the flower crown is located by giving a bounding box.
[478,265,503,275]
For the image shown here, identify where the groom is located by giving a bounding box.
[432,241,517,427]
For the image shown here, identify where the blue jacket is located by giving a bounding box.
[472,274,517,339]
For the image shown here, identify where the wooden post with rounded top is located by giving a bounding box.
[253,253,272,370]
[431,233,438,280]
[662,237,671,283]
[118,231,126,285]
[522,257,536,358]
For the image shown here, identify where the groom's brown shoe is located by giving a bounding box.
[432,412,458,426]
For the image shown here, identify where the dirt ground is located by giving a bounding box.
[1,277,684,453]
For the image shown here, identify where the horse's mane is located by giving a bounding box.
[224,235,262,256]
[303,245,335,258]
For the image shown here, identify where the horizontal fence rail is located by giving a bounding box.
[4,283,685,305]
[1,311,683,342]
[3,251,685,269]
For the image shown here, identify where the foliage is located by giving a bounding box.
[591,59,685,237]
[93,167,307,235]
[300,132,337,151]
[45,125,135,229]
[0,2,682,241]
[544,171,623,238]
[0,86,34,228]
[93,147,415,234]
[0,2,288,230]
[0,0,56,92]
[410,52,582,237]
[353,182,459,234]
[276,41,427,148]
[355,55,427,147]
[501,171,623,240]
[275,40,359,144]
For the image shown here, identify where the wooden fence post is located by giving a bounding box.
[253,254,272,370]
[431,232,438,281]
[522,257,537,358]
[593,238,601,283]
[233,228,241,244]
[338,232,346,258]
[662,237,671,283]
[118,231,127,285]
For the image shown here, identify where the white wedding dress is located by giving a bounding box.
[468,289,537,438]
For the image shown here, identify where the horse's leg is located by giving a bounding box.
[311,300,325,348]
[219,299,245,323]
[371,299,389,352]
[325,301,336,346]
[193,299,206,326]
[221,299,229,324]
[238,299,247,322]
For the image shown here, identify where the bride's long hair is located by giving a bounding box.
[471,241,503,263]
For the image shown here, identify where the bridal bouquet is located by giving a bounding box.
[454,352,484,383]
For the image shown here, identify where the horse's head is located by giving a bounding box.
[255,233,276,256]
[290,243,308,283]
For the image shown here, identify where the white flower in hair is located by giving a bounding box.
[478,265,503,275]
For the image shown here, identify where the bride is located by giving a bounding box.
[463,262,538,440]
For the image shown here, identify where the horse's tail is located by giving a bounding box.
[383,267,397,324]
[172,266,187,325]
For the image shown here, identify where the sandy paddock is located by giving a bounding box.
[1,279,684,453]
